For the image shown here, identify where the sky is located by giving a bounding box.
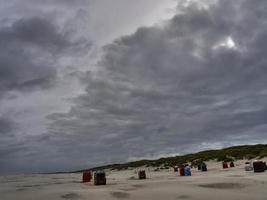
[0,0,267,174]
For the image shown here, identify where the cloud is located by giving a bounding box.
[0,117,15,136]
[1,0,267,174]
[46,0,267,169]
[0,14,93,95]
[0,4,92,173]
[0,17,65,96]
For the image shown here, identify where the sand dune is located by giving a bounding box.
[1,160,267,200]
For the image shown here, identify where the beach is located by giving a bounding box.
[1,160,267,200]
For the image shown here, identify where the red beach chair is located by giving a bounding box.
[222,162,228,169]
[82,171,92,182]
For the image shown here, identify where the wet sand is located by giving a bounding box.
[1,160,267,200]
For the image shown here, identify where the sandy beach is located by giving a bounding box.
[1,160,266,200]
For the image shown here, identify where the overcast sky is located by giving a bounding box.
[1,0,267,174]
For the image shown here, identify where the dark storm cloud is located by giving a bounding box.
[10,18,69,49]
[0,117,15,135]
[2,0,267,174]
[0,16,91,96]
[0,18,59,95]
[0,0,92,174]
[46,0,267,168]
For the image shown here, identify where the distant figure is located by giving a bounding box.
[82,171,92,183]
[174,166,178,172]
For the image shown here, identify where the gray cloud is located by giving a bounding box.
[46,0,267,169]
[0,1,93,174]
[0,17,68,95]
[0,117,15,135]
[0,14,92,95]
[1,0,267,174]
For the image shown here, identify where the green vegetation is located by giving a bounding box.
[78,144,267,172]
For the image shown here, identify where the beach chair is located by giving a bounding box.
[244,162,253,171]
[201,163,207,172]
[253,161,266,173]
[94,171,106,185]
[222,162,228,169]
[82,171,92,183]
[179,165,185,176]
[184,166,191,176]
[138,170,146,179]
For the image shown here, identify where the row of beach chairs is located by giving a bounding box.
[82,160,267,185]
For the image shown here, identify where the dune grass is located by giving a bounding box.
[76,144,267,172]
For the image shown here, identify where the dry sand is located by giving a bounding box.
[1,160,267,200]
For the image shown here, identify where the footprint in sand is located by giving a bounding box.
[177,195,191,199]
[198,182,245,189]
[61,192,81,199]
[110,191,130,199]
